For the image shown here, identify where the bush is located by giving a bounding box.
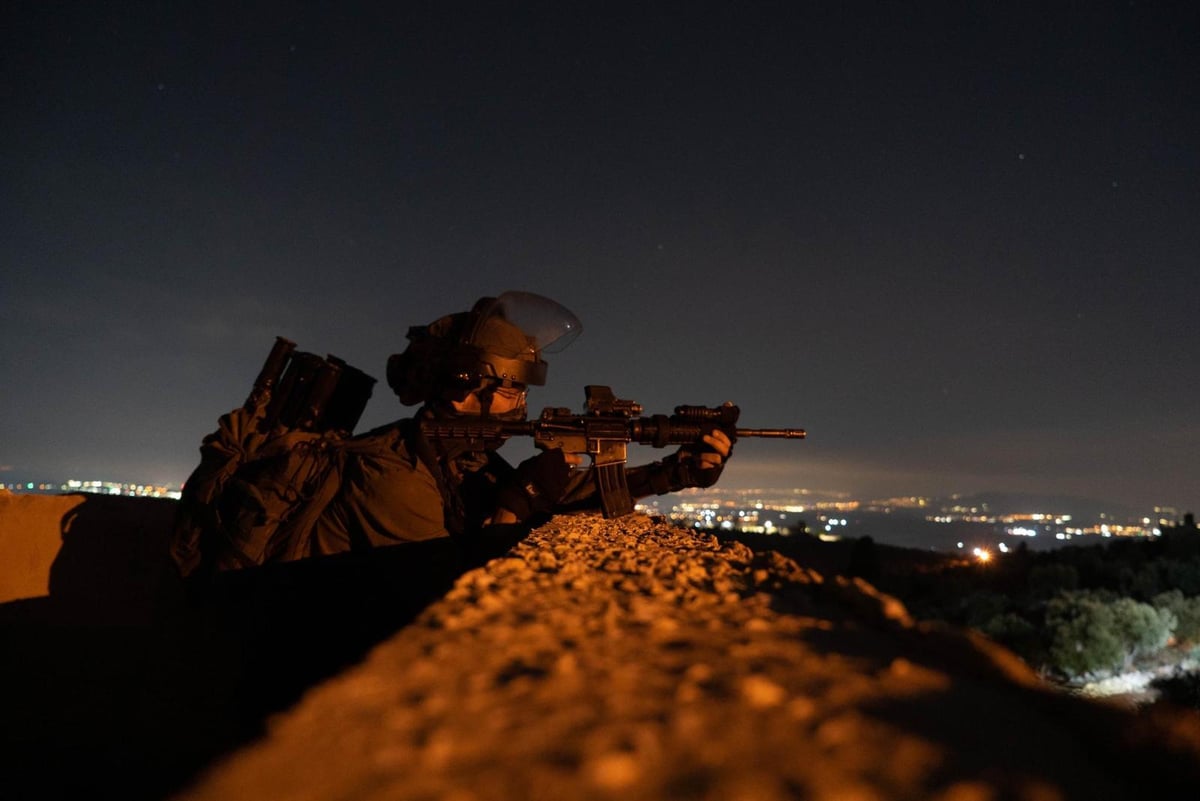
[1108,597,1175,665]
[1043,593,1177,679]
[1153,590,1200,644]
[1044,594,1125,679]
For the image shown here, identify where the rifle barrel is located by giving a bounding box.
[736,428,806,439]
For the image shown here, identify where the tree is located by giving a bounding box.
[1045,594,1125,679]
[1153,590,1200,645]
[1108,597,1175,667]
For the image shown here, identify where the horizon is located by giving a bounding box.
[5,469,1192,523]
[3,423,1196,514]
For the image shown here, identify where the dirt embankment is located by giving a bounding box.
[178,514,1200,801]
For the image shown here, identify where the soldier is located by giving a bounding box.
[171,291,733,575]
[308,291,733,555]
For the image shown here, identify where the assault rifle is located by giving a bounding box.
[420,385,805,518]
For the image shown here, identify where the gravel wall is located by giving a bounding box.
[178,513,1200,801]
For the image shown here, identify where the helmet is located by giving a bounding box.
[387,291,581,406]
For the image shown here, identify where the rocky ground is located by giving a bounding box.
[175,513,1200,801]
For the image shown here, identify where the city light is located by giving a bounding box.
[6,480,1181,552]
[2,479,182,499]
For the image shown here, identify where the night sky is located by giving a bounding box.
[3,2,1197,513]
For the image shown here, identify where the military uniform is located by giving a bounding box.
[171,291,726,576]
[306,409,712,558]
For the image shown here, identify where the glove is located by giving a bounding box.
[494,448,573,521]
[674,426,736,489]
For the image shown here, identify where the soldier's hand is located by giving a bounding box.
[677,419,736,469]
[495,448,573,522]
[696,429,733,469]
[673,418,736,489]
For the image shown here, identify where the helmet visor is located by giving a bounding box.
[475,291,582,354]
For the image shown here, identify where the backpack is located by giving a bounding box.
[170,338,377,577]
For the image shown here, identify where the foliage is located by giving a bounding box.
[1044,594,1127,678]
[1043,593,1176,679]
[728,516,1200,682]
[1153,591,1200,644]
[1108,597,1175,665]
